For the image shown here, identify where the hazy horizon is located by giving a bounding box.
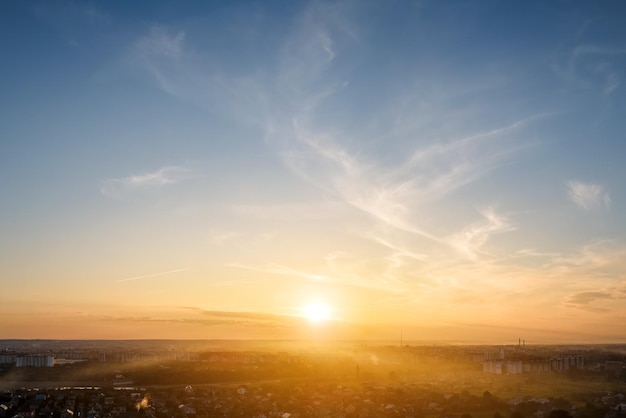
[4,338,626,349]
[2,1,626,342]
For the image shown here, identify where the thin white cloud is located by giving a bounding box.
[449,207,516,259]
[264,2,539,247]
[136,25,186,59]
[515,248,562,258]
[227,262,331,282]
[371,236,429,263]
[227,261,402,293]
[282,127,437,240]
[205,279,262,287]
[278,2,353,92]
[117,268,190,283]
[279,113,532,248]
[211,231,245,247]
[100,166,194,199]
[128,24,268,127]
[567,180,610,210]
[131,25,188,96]
[549,239,625,275]
[554,44,626,96]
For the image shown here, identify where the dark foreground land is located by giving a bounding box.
[1,341,625,418]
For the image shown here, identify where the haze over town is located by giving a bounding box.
[2,1,626,342]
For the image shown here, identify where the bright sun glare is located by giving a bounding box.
[302,303,332,322]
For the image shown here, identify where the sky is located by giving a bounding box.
[2,0,626,343]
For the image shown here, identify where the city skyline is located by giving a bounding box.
[2,1,626,342]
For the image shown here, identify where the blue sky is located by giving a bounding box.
[2,0,626,341]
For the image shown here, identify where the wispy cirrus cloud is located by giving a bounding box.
[186,307,288,322]
[228,259,411,295]
[117,268,190,283]
[554,43,626,96]
[548,240,626,280]
[131,25,188,96]
[128,23,267,125]
[449,207,516,259]
[100,166,194,199]
[281,115,531,244]
[263,2,538,250]
[227,262,331,282]
[571,45,626,95]
[566,180,610,210]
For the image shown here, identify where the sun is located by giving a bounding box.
[302,303,332,322]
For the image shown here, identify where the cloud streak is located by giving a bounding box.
[101,166,194,199]
[227,262,331,282]
[117,268,190,283]
[449,207,516,259]
[98,313,289,329]
[572,45,626,95]
[565,284,626,313]
[280,115,533,247]
[131,25,187,96]
[99,307,323,329]
[553,43,626,97]
[567,180,610,210]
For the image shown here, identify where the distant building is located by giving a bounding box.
[483,360,503,374]
[483,360,522,374]
[0,355,16,364]
[505,360,523,374]
[484,355,583,374]
[15,355,54,367]
[523,360,551,373]
[549,356,583,372]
